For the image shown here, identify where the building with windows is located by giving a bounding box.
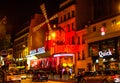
[83,0,120,71]
[85,15,120,71]
[13,25,29,67]
[26,0,120,74]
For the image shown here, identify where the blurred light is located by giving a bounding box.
[96,59,99,63]
[22,45,26,48]
[53,24,56,28]
[103,59,106,62]
[117,21,120,25]
[62,63,67,67]
[51,32,56,39]
[68,63,73,67]
[101,27,106,36]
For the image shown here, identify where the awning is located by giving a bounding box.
[35,51,51,58]
[26,51,51,59]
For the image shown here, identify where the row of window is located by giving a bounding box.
[77,36,85,45]
[14,36,28,45]
[92,19,117,32]
[77,51,85,61]
[59,10,75,23]
[14,42,28,52]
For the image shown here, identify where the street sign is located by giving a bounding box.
[1,50,7,57]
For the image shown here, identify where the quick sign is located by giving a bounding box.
[99,49,112,58]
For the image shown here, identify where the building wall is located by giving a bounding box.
[85,15,120,43]
[75,29,92,74]
[13,26,29,59]
[76,0,92,30]
[84,15,120,71]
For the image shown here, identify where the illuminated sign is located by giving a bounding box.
[99,49,112,58]
[54,45,77,53]
[101,27,106,36]
[30,47,45,55]
[37,47,45,53]
[30,49,36,55]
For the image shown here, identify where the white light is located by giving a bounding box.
[96,59,99,63]
[101,32,105,36]
[54,53,74,57]
[103,59,106,62]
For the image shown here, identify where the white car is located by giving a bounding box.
[7,73,21,81]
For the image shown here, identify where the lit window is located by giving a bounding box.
[72,23,74,30]
[112,19,116,25]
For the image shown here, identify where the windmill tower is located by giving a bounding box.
[30,3,58,53]
[33,4,58,40]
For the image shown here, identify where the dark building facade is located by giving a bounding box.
[76,0,120,30]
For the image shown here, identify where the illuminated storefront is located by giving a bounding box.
[89,37,120,70]
[54,53,75,74]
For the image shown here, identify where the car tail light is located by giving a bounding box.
[112,75,116,79]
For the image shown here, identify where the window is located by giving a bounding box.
[72,10,75,17]
[112,19,116,25]
[82,39,85,44]
[78,36,80,45]
[72,23,74,30]
[89,42,99,57]
[102,23,106,27]
[68,12,70,19]
[82,51,85,60]
[118,37,120,55]
[72,36,75,44]
[93,26,96,32]
[67,24,70,32]
[64,15,66,21]
[60,17,62,23]
[78,52,80,60]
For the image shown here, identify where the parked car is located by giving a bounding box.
[75,71,94,83]
[75,70,120,83]
[32,70,48,82]
[6,73,21,81]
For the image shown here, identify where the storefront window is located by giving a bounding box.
[89,38,116,57]
[101,39,115,55]
[89,42,99,57]
[118,37,120,55]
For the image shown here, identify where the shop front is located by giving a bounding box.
[30,57,57,71]
[89,37,120,71]
[54,53,75,76]
[26,47,51,70]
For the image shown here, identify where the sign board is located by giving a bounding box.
[99,49,112,58]
[1,50,7,57]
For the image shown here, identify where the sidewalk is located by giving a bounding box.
[49,79,76,82]
[48,74,76,82]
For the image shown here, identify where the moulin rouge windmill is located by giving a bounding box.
[33,3,58,37]
[32,3,58,51]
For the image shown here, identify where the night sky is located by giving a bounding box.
[0,0,62,34]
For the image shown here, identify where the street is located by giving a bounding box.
[20,79,76,83]
[32,80,76,83]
